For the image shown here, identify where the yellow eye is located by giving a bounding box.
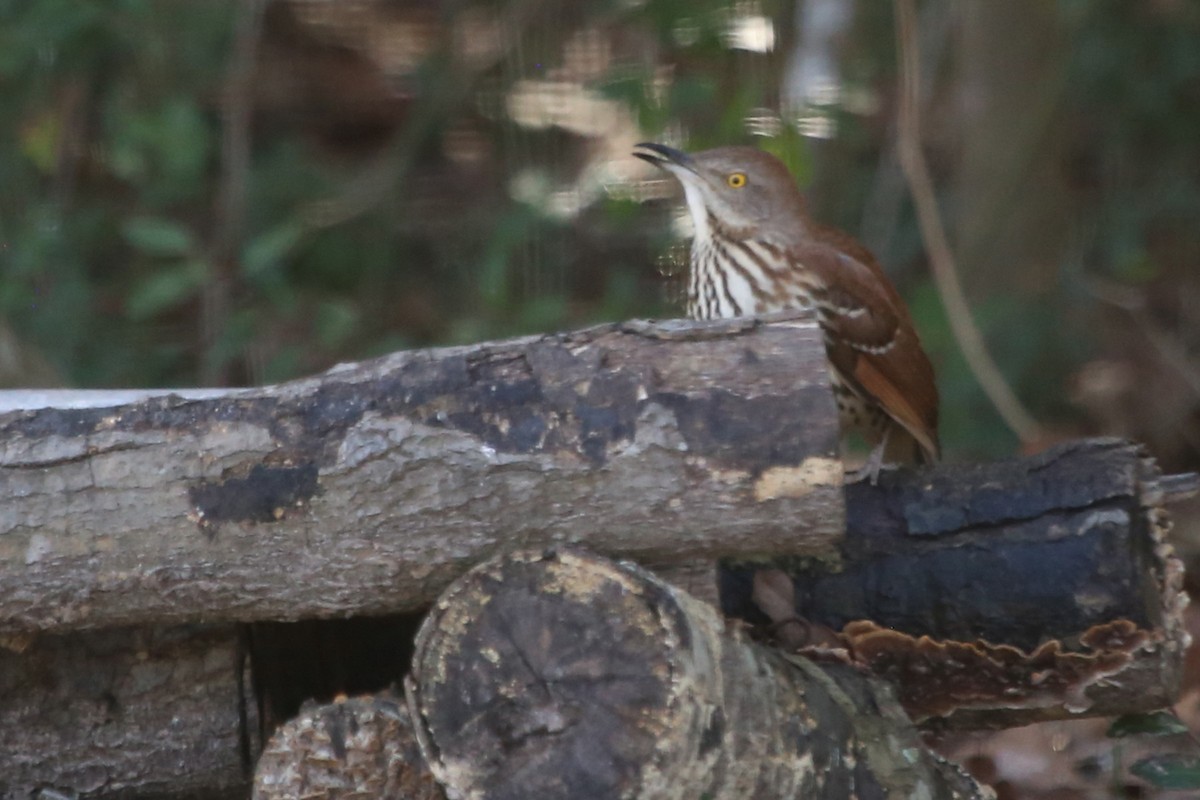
[727,172,747,188]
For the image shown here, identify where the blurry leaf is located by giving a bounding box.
[155,98,210,184]
[107,133,149,182]
[600,72,669,132]
[1107,711,1190,738]
[125,259,208,320]
[600,197,641,223]
[599,73,650,105]
[758,124,812,185]
[718,84,758,140]
[242,221,304,281]
[514,295,566,331]
[261,344,305,384]
[446,316,490,346]
[671,76,717,114]
[478,207,535,309]
[105,98,212,199]
[20,110,62,173]
[2,2,105,75]
[478,250,510,309]
[1112,251,1159,284]
[315,300,360,349]
[594,267,664,322]
[122,217,195,257]
[203,307,256,378]
[1130,753,1200,789]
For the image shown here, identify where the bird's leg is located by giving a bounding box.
[851,426,892,485]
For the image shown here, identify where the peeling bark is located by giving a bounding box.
[405,548,986,800]
[0,316,841,635]
[720,439,1191,727]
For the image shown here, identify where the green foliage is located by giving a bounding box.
[1060,2,1200,305]
[1,0,1197,464]
[757,126,812,188]
[106,97,213,197]
[2,1,706,388]
[122,217,196,257]
[242,221,304,284]
[125,260,208,321]
[905,281,1019,456]
[1104,711,1200,791]
[0,0,803,391]
[1130,753,1200,790]
[0,0,230,385]
[1107,711,1191,739]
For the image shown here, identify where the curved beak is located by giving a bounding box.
[633,142,697,175]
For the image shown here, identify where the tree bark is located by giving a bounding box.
[406,548,986,800]
[254,692,443,800]
[720,438,1191,727]
[0,315,841,635]
[0,624,254,800]
[1,317,1192,799]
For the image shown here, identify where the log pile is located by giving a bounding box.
[0,315,1189,798]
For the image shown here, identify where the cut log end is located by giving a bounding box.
[254,693,443,800]
[407,548,987,800]
[406,549,683,799]
[721,438,1190,727]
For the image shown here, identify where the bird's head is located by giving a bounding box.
[633,143,810,242]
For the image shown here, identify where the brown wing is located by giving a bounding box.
[790,235,941,462]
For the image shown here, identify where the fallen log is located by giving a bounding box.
[0,315,841,635]
[405,548,986,800]
[254,692,442,800]
[0,624,254,799]
[720,439,1192,727]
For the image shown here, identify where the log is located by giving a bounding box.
[720,439,1192,727]
[0,624,254,799]
[406,548,986,800]
[2,313,1189,798]
[0,315,841,635]
[254,693,443,800]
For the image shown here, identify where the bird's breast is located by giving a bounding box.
[687,235,817,320]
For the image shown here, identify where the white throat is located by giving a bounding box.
[679,181,711,242]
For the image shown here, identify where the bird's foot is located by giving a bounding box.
[850,439,891,485]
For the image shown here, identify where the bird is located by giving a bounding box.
[633,142,940,478]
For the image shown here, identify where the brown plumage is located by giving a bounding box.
[634,143,940,470]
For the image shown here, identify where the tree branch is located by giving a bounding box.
[892,0,1043,444]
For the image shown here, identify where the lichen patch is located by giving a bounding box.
[753,458,843,501]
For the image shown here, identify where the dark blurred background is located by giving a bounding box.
[3,0,1200,794]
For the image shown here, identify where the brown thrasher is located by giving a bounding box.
[634,143,940,476]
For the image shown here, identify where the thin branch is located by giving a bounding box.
[213,0,266,263]
[859,1,953,255]
[205,0,267,385]
[892,0,1042,444]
